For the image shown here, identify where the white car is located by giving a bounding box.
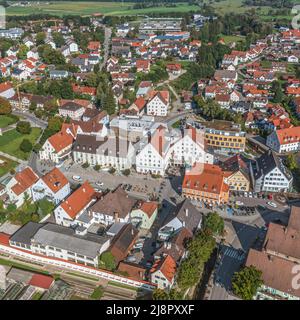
[96,182,104,187]
[133,242,144,249]
[72,175,82,182]
[267,201,277,208]
[244,192,248,197]
[248,192,253,198]
[236,201,244,206]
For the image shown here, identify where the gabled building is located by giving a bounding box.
[32,168,71,205]
[158,199,202,241]
[182,163,230,205]
[146,91,169,117]
[222,155,250,192]
[130,201,158,230]
[250,150,293,193]
[266,127,300,153]
[245,206,300,300]
[87,186,137,226]
[6,167,39,208]
[54,181,96,227]
[39,123,78,164]
[150,255,177,291]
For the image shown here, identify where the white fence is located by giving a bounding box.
[0,244,155,291]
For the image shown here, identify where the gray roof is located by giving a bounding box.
[73,134,131,158]
[165,199,202,234]
[252,150,292,180]
[32,223,111,258]
[10,222,43,246]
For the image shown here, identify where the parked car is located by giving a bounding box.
[236,201,244,206]
[96,182,104,187]
[126,255,137,262]
[72,175,82,182]
[133,242,144,249]
[267,201,277,208]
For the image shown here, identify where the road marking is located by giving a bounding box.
[224,248,244,261]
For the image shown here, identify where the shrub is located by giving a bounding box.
[16,121,32,134]
[20,139,33,153]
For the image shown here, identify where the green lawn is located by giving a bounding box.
[31,291,43,300]
[0,128,41,160]
[0,115,18,129]
[0,256,50,275]
[6,2,201,16]
[91,286,104,300]
[220,34,246,45]
[108,280,138,291]
[0,156,17,178]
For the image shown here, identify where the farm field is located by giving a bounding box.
[0,128,41,160]
[203,0,294,20]
[6,2,201,16]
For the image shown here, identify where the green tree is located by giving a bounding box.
[48,116,63,133]
[0,97,12,114]
[38,199,55,217]
[203,212,224,236]
[152,289,169,300]
[52,31,65,48]
[16,121,32,134]
[36,32,46,46]
[272,81,284,103]
[122,169,130,176]
[232,266,263,300]
[99,252,116,271]
[17,44,29,59]
[20,139,33,153]
[285,154,298,171]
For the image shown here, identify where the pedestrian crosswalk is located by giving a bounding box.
[223,248,245,261]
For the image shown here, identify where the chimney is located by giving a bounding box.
[114,212,119,223]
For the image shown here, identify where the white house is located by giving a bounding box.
[146,91,169,117]
[169,127,214,166]
[0,82,15,99]
[6,167,39,208]
[150,255,176,291]
[31,167,71,205]
[72,134,135,171]
[266,127,300,153]
[250,150,293,193]
[54,181,96,228]
[87,186,137,227]
[39,123,78,164]
[130,201,158,230]
[136,125,171,176]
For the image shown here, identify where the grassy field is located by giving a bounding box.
[6,2,201,16]
[0,115,18,129]
[0,156,17,178]
[0,128,41,160]
[220,34,246,45]
[0,256,50,274]
[203,0,294,20]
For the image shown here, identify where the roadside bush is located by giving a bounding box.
[20,139,33,153]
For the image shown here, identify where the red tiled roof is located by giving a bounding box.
[11,167,39,196]
[29,274,54,289]
[0,232,10,245]
[0,82,13,93]
[48,123,77,153]
[151,255,176,283]
[41,167,69,193]
[139,201,158,218]
[183,163,229,195]
[275,127,300,145]
[60,181,95,219]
